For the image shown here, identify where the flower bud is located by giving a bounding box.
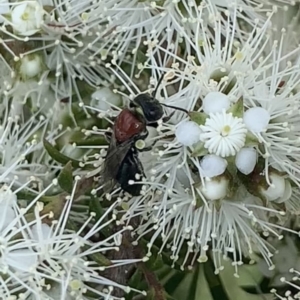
[200,154,227,178]
[235,147,257,175]
[200,175,230,201]
[202,91,230,114]
[175,120,201,146]
[243,107,270,133]
[19,54,44,79]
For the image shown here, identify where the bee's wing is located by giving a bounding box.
[99,135,134,192]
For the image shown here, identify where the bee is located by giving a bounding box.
[97,74,188,196]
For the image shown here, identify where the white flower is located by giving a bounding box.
[0,105,63,192]
[121,184,295,274]
[0,180,143,299]
[240,49,300,187]
[0,183,54,298]
[11,1,44,36]
[266,3,300,68]
[84,5,300,277]
[0,114,46,185]
[200,111,247,157]
[0,0,116,109]
[5,74,55,113]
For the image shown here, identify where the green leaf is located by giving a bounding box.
[57,161,73,193]
[219,260,274,300]
[225,156,237,176]
[170,266,214,300]
[171,271,194,299]
[89,196,104,221]
[16,189,55,203]
[144,251,165,271]
[189,111,207,125]
[191,141,208,157]
[228,97,244,118]
[195,195,204,209]
[88,196,110,237]
[244,132,259,147]
[236,264,264,288]
[43,139,82,168]
[83,245,112,267]
[70,135,107,146]
[195,267,214,300]
[145,288,168,300]
[157,266,179,286]
[15,189,41,202]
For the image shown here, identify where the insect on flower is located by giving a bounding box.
[97,74,189,196]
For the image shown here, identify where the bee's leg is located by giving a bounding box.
[138,145,153,152]
[104,131,112,142]
[131,150,145,178]
[146,111,176,128]
[161,111,175,123]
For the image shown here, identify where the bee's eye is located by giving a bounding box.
[149,108,157,115]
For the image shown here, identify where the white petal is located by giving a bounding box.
[91,87,122,110]
[200,154,227,178]
[210,0,230,6]
[243,107,270,133]
[0,189,17,231]
[235,147,257,175]
[262,173,285,201]
[202,92,230,114]
[0,0,10,15]
[144,126,158,148]
[176,167,192,188]
[175,121,201,146]
[274,180,292,204]
[6,248,38,271]
[0,206,15,232]
[31,223,52,241]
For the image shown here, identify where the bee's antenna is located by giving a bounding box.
[161,103,189,114]
[152,72,189,115]
[152,73,165,98]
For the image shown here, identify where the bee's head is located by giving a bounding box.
[130,93,164,124]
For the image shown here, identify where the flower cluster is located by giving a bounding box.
[0,180,143,299]
[112,6,300,275]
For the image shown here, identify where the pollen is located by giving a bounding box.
[69,279,82,290]
[235,51,244,61]
[221,125,231,136]
[21,12,29,21]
